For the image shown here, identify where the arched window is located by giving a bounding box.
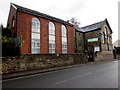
[101,32,105,43]
[31,17,40,54]
[61,25,67,53]
[49,22,55,53]
[104,27,107,38]
[32,18,40,33]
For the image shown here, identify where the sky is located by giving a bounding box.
[0,0,119,43]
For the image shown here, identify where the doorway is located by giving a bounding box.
[87,46,94,62]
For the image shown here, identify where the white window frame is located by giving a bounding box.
[49,22,56,53]
[32,18,40,33]
[31,17,40,54]
[61,25,67,53]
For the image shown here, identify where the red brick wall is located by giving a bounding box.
[17,12,32,54]
[67,26,75,54]
[7,5,17,38]
[10,7,75,54]
[40,18,49,54]
[55,22,62,53]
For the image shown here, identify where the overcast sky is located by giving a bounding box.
[0,0,119,43]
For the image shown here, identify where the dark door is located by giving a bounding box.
[88,46,94,62]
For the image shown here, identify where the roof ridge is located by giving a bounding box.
[77,19,107,33]
[11,3,73,26]
[12,3,52,17]
[81,20,105,29]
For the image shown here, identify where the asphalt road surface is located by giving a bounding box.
[2,60,118,88]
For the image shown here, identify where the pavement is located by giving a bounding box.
[2,59,116,80]
[2,59,118,88]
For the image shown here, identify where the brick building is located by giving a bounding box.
[75,19,113,61]
[7,3,75,54]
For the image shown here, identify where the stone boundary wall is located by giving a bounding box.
[95,51,113,61]
[2,54,87,74]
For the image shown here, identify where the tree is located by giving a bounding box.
[68,17,80,29]
[1,25,21,56]
[2,25,12,43]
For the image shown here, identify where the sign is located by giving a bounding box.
[87,38,98,43]
[14,36,22,47]
[94,46,100,52]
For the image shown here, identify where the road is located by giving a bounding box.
[2,60,118,88]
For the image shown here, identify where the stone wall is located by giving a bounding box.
[2,54,86,74]
[95,51,113,61]
[75,31,84,53]
[84,30,104,52]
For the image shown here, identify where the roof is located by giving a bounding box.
[77,20,105,32]
[11,3,73,26]
[77,19,113,33]
[80,20,104,32]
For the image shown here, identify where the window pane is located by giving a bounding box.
[32,18,40,33]
[62,43,67,48]
[35,48,40,53]
[52,49,55,53]
[49,30,55,35]
[36,43,40,47]
[49,22,55,35]
[53,44,55,48]
[32,33,40,39]
[62,25,67,37]
[61,25,67,53]
[49,35,55,41]
[49,43,52,49]
[62,49,67,53]
[32,48,34,52]
[32,22,36,27]
[49,42,55,53]
[32,38,40,54]
[49,49,55,53]
[32,42,35,48]
[62,37,67,42]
